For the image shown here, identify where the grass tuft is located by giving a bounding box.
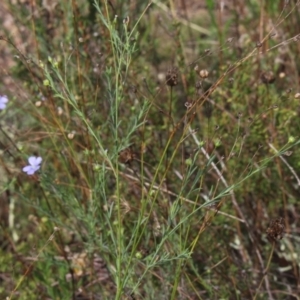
[1,1,300,299]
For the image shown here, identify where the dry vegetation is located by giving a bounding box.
[1,1,300,299]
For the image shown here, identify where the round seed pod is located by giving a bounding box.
[261,71,275,84]
[199,69,209,79]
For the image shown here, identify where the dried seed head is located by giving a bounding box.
[184,102,192,109]
[195,80,202,89]
[119,148,136,164]
[279,72,285,78]
[195,81,202,95]
[256,41,262,48]
[194,65,209,78]
[57,107,63,115]
[166,67,178,87]
[194,65,209,79]
[123,16,130,25]
[294,93,300,99]
[68,131,76,139]
[266,217,285,243]
[130,85,137,94]
[199,69,209,79]
[283,150,293,156]
[205,139,215,155]
[261,71,275,84]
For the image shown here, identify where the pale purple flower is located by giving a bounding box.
[0,95,8,110]
[23,156,42,175]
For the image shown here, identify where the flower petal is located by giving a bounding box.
[35,156,42,165]
[27,169,36,175]
[32,165,41,172]
[23,165,35,175]
[0,95,8,103]
[28,156,42,166]
[23,166,31,172]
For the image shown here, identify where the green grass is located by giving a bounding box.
[1,1,300,299]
